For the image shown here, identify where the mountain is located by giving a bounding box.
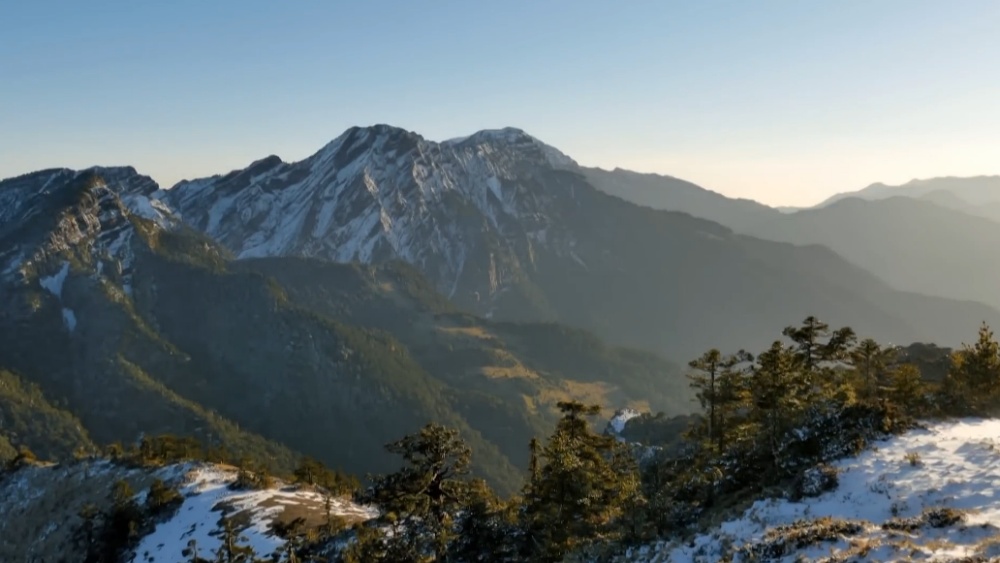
[158,125,1000,359]
[815,176,1000,222]
[0,166,690,493]
[0,459,374,562]
[581,166,783,232]
[630,418,1000,562]
[581,167,1000,315]
[738,196,1000,311]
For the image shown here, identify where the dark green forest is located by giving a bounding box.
[8,315,997,562]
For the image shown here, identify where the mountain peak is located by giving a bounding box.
[445,126,577,169]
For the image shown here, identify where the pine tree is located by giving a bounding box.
[73,503,103,563]
[447,478,521,562]
[783,316,856,395]
[147,478,182,515]
[213,515,258,562]
[523,401,643,562]
[945,322,1000,413]
[528,437,540,482]
[887,363,926,413]
[782,316,829,374]
[751,341,801,471]
[101,479,145,559]
[688,349,753,451]
[850,338,898,402]
[355,423,476,561]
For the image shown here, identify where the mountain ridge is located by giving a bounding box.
[0,166,692,494]
[140,125,1000,359]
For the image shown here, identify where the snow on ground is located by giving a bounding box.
[627,418,1000,562]
[132,464,376,563]
[61,308,77,331]
[39,261,70,298]
[608,408,642,437]
[122,194,178,228]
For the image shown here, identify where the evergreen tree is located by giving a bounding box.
[213,515,258,562]
[73,503,103,563]
[101,479,144,559]
[782,316,829,373]
[355,423,476,561]
[447,478,521,562]
[945,322,1000,413]
[783,316,856,394]
[146,478,182,515]
[523,401,643,562]
[887,363,926,413]
[850,338,898,402]
[688,349,753,451]
[751,341,801,471]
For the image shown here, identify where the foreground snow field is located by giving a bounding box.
[132,464,376,563]
[628,418,1000,562]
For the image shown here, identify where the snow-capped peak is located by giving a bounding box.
[156,124,590,313]
[444,127,578,169]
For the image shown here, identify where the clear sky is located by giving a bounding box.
[3,1,999,207]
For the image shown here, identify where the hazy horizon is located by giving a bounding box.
[4,0,999,207]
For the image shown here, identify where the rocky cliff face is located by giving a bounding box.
[0,166,690,494]
[151,126,1000,358]
[163,126,579,316]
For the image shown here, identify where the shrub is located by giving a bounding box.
[792,464,840,500]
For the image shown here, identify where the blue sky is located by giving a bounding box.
[3,1,999,206]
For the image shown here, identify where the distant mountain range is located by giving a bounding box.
[815,176,1000,217]
[2,126,999,490]
[591,170,1000,312]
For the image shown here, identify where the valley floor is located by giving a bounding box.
[628,418,1000,562]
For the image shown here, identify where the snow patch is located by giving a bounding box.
[39,261,70,298]
[608,408,641,436]
[633,418,1000,562]
[122,194,177,227]
[132,465,375,563]
[61,308,77,331]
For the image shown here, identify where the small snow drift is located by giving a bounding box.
[39,261,70,298]
[628,418,1000,562]
[607,408,642,439]
[132,464,375,563]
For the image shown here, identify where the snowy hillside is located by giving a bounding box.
[627,418,1000,562]
[0,459,374,562]
[133,464,376,562]
[163,125,580,307]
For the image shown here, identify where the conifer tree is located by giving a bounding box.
[850,338,898,402]
[751,341,800,470]
[73,503,103,563]
[523,401,643,562]
[688,349,753,451]
[100,479,145,559]
[355,423,475,561]
[783,316,856,368]
[945,322,1000,413]
[447,478,521,562]
[783,316,829,373]
[887,363,926,413]
[782,316,856,398]
[214,515,258,562]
